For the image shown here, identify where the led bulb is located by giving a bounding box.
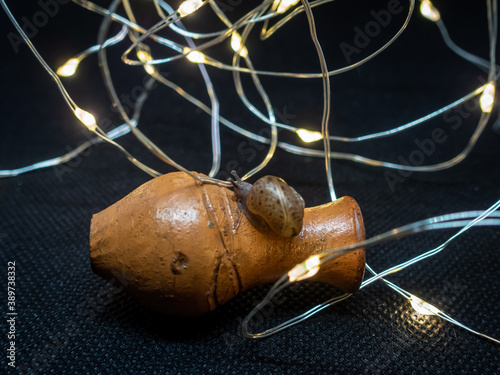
[143,65,155,75]
[480,82,495,113]
[305,255,320,270]
[136,50,155,75]
[184,49,206,63]
[296,129,323,143]
[420,0,440,22]
[178,0,203,16]
[410,296,440,316]
[230,32,248,58]
[57,58,80,77]
[272,0,299,13]
[288,255,321,282]
[137,50,151,62]
[74,107,97,131]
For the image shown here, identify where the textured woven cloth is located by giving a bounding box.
[1,1,499,374]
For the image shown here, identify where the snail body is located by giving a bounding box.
[231,172,305,237]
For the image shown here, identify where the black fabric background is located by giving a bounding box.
[1,1,499,374]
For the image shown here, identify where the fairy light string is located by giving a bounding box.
[1,0,494,177]
[0,0,498,343]
[300,0,337,200]
[242,204,500,342]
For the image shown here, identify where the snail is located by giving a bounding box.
[229,170,305,237]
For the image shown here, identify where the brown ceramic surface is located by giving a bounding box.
[90,172,366,316]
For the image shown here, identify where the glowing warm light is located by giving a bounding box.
[296,129,323,143]
[230,32,248,58]
[410,296,440,316]
[420,0,440,22]
[144,65,155,75]
[178,0,203,16]
[288,255,321,282]
[480,82,495,113]
[74,108,97,131]
[137,50,155,75]
[137,50,150,62]
[57,58,80,77]
[305,255,320,269]
[185,49,206,63]
[272,0,300,14]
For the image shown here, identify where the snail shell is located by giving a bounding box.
[231,172,305,237]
